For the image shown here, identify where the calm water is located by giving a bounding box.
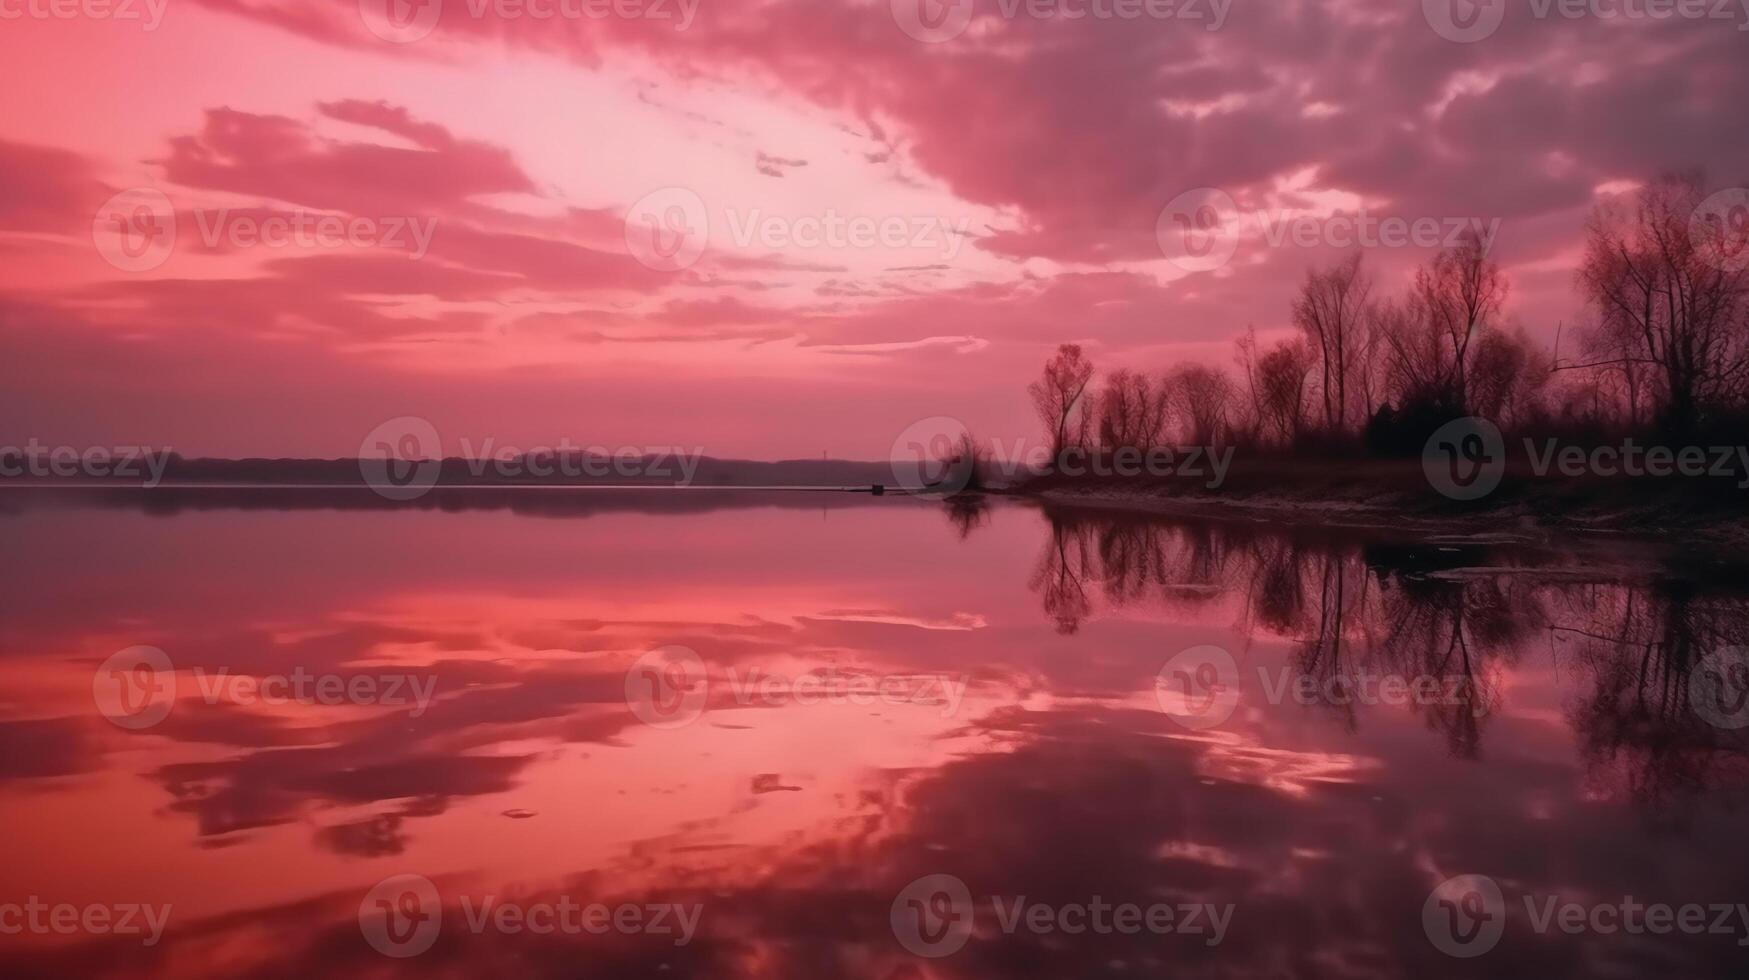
[2,489,1747,978]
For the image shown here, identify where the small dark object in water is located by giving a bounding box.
[871,484,885,495]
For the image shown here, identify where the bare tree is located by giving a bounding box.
[1029,344,1096,455]
[1255,338,1314,445]
[1372,293,1445,408]
[1168,363,1235,446]
[1416,229,1509,413]
[1575,173,1749,436]
[1292,252,1374,435]
[1469,326,1550,428]
[1097,368,1169,450]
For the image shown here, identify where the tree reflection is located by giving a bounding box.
[1551,579,1749,820]
[1026,504,1749,795]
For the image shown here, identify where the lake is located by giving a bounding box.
[2,488,1746,978]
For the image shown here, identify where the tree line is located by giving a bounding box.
[1028,174,1749,460]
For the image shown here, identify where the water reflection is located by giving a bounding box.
[1023,504,1749,775]
[1,491,1746,978]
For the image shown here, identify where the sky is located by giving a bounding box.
[1,0,1745,459]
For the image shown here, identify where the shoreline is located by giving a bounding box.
[1004,459,1749,553]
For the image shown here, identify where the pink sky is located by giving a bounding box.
[2,0,1744,458]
